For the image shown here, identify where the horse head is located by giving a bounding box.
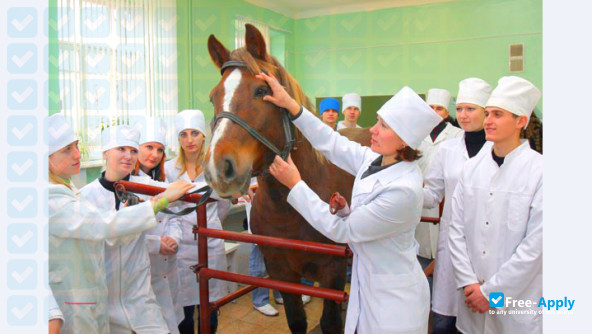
[204,24,311,197]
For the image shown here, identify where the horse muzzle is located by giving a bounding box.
[204,153,252,198]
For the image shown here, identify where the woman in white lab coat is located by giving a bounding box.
[422,78,492,333]
[448,76,542,333]
[260,72,441,334]
[415,88,463,261]
[164,109,230,334]
[132,117,184,333]
[47,114,192,334]
[80,125,192,334]
[48,290,64,334]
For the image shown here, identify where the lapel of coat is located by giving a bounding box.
[352,160,415,202]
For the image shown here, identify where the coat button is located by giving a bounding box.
[483,250,486,254]
[163,276,167,279]
[164,258,167,261]
[490,192,493,196]
[485,222,489,225]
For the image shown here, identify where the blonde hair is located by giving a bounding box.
[48,168,72,190]
[176,142,205,178]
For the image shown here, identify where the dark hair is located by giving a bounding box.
[397,146,422,162]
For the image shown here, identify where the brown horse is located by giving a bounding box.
[204,24,370,333]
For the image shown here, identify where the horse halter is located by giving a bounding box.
[213,60,296,173]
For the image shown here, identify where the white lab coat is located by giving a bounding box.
[48,289,65,323]
[449,140,542,334]
[422,137,492,316]
[137,170,185,334]
[164,159,230,306]
[48,183,157,334]
[336,121,362,130]
[415,122,463,259]
[80,176,168,334]
[287,108,429,334]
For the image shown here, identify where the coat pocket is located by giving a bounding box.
[368,272,429,332]
[507,194,532,232]
[54,288,105,333]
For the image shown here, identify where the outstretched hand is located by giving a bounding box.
[255,72,301,116]
[269,155,301,190]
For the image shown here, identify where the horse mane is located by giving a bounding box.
[229,48,328,164]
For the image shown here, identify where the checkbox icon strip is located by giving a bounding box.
[3,1,50,331]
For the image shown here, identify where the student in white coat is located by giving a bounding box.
[80,125,187,333]
[415,88,463,263]
[48,290,64,334]
[422,78,492,333]
[259,72,441,334]
[448,76,542,333]
[164,109,230,334]
[133,117,185,333]
[337,93,363,130]
[47,114,192,334]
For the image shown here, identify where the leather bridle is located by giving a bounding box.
[211,60,295,175]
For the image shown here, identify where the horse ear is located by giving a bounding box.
[208,34,230,69]
[245,24,267,60]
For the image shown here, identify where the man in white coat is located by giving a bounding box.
[337,93,363,130]
[448,76,542,333]
[416,88,463,264]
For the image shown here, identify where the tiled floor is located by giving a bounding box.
[216,286,349,334]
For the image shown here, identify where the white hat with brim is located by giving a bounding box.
[139,117,167,146]
[48,114,78,155]
[456,78,492,108]
[175,109,206,137]
[342,93,362,112]
[486,76,541,127]
[377,86,442,149]
[101,125,140,152]
[426,88,451,110]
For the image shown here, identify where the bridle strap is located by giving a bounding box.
[115,183,213,216]
[220,60,248,75]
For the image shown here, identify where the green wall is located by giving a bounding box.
[292,0,542,120]
[177,0,542,123]
[176,0,295,121]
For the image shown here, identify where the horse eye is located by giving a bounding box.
[255,87,268,98]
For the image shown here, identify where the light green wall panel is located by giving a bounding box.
[292,0,542,118]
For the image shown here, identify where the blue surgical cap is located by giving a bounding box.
[320,98,341,115]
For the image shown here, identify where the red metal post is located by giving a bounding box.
[197,204,210,334]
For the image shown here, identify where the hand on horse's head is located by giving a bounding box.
[269,154,302,190]
[256,72,301,116]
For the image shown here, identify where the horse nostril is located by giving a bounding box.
[223,158,236,180]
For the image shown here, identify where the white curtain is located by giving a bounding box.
[235,16,270,53]
[57,0,178,162]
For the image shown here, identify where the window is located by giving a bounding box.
[56,0,178,163]
[234,16,289,67]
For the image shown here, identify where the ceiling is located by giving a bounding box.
[244,0,456,19]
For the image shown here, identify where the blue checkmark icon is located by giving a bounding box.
[489,292,505,307]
